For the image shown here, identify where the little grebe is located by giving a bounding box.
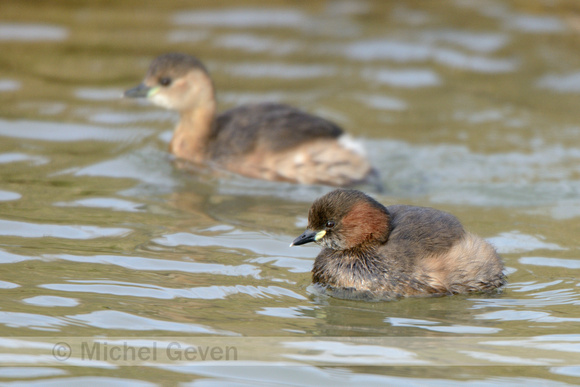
[124,53,379,188]
[292,189,506,300]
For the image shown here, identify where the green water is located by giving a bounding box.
[1,0,580,385]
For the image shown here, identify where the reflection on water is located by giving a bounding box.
[173,8,308,28]
[2,0,580,385]
[0,23,67,41]
[215,33,300,55]
[386,317,501,334]
[537,72,580,93]
[362,68,441,88]
[0,220,131,239]
[344,39,518,73]
[227,62,337,79]
[0,79,20,92]
[0,119,153,142]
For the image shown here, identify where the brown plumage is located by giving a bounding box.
[124,53,380,188]
[292,189,506,300]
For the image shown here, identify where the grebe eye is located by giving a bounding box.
[326,221,335,228]
[159,77,172,86]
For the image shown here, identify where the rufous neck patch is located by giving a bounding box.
[341,201,389,248]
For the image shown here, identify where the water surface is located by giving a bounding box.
[2,0,580,385]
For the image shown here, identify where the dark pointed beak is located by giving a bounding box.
[124,83,151,98]
[290,229,319,247]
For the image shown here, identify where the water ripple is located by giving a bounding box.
[173,8,307,28]
[472,288,580,310]
[0,23,67,41]
[362,68,440,88]
[0,79,20,92]
[22,296,79,307]
[87,111,173,125]
[249,256,312,273]
[0,312,66,331]
[41,281,304,300]
[74,88,123,101]
[433,48,517,73]
[421,30,508,53]
[71,149,175,187]
[46,254,261,278]
[283,341,427,365]
[4,376,155,386]
[551,366,580,377]
[166,30,208,43]
[537,72,580,93]
[386,317,501,334]
[520,257,580,270]
[0,220,131,239]
[355,94,408,111]
[257,306,314,319]
[226,63,337,79]
[0,250,34,264]
[0,190,21,202]
[370,140,580,206]
[215,33,299,55]
[160,363,573,385]
[54,197,145,212]
[485,334,580,355]
[0,367,66,379]
[153,230,305,258]
[459,350,556,366]
[0,152,49,166]
[489,231,566,254]
[66,310,238,335]
[511,280,564,293]
[343,40,517,73]
[507,14,565,33]
[0,280,19,289]
[0,119,153,142]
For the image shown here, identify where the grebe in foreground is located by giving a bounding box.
[292,189,506,300]
[124,53,379,188]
